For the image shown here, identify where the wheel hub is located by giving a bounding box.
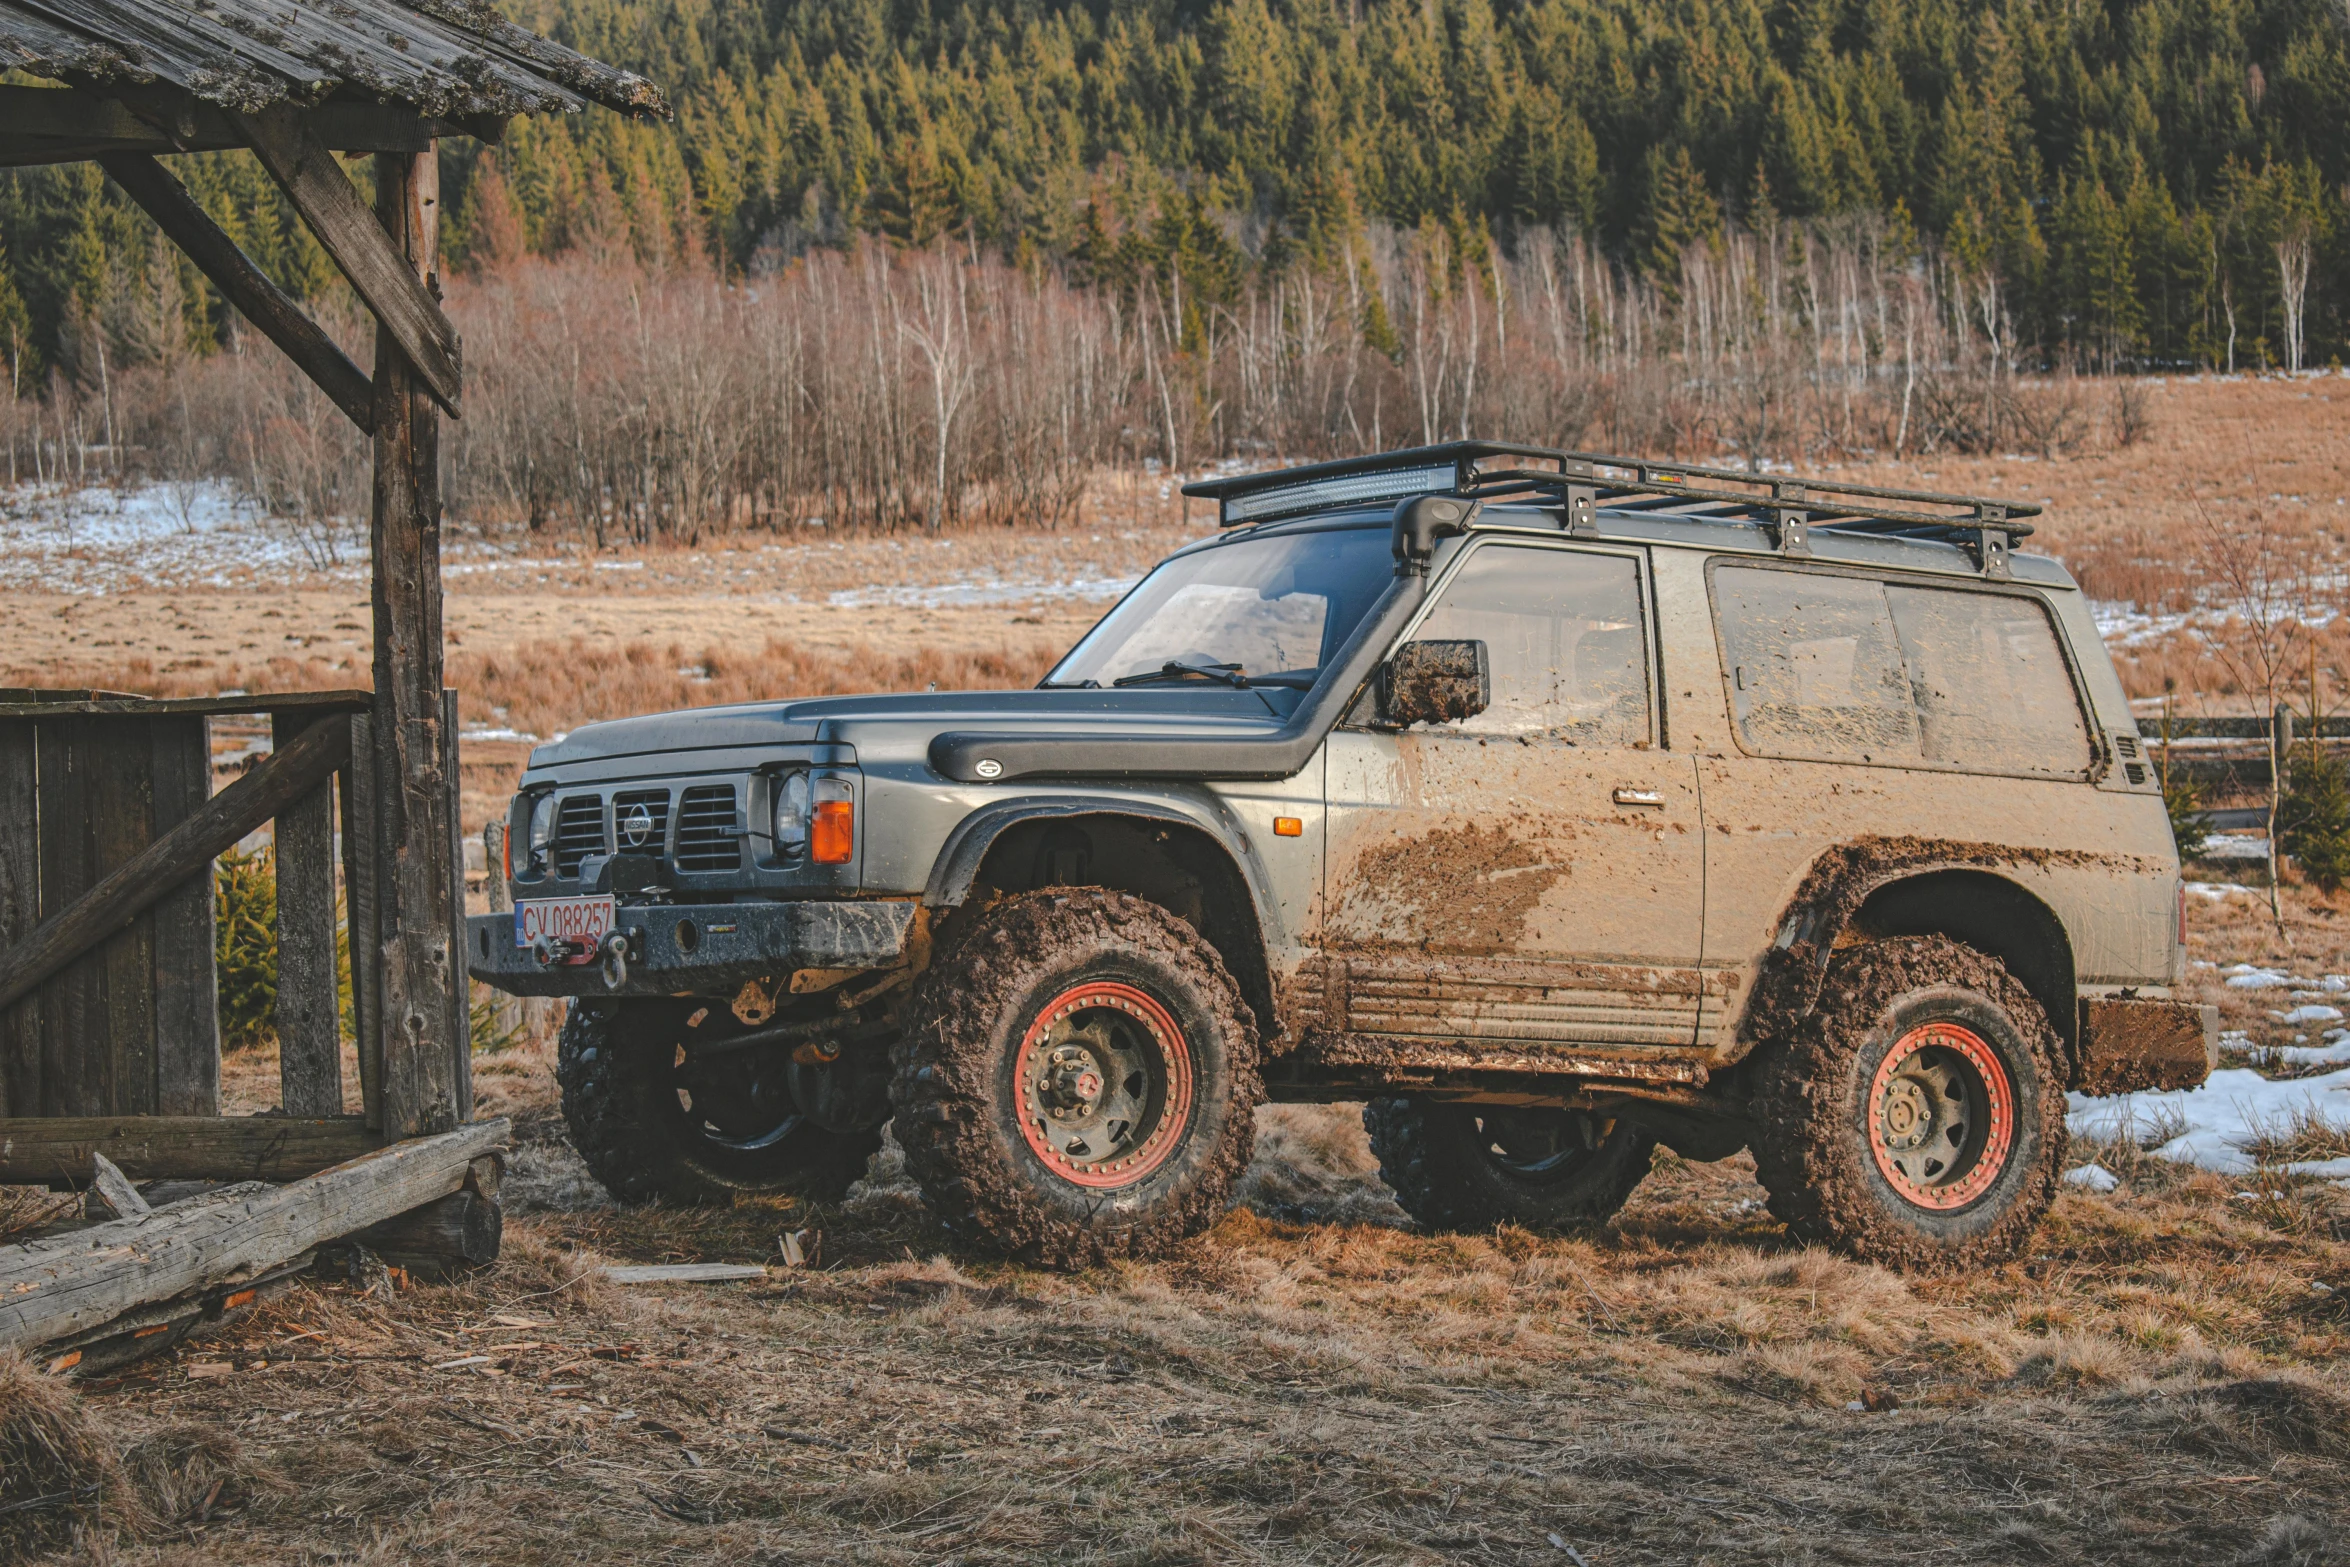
[1014,981,1196,1191]
[1042,1043,1109,1118]
[1867,1021,2016,1212]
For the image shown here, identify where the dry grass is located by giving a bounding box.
[0,1351,122,1561]
[24,1108,2350,1565]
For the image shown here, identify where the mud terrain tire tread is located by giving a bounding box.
[1748,935,2064,1270]
[557,1000,882,1207]
[1363,1098,1656,1233]
[891,888,1261,1267]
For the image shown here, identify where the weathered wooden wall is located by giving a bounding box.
[0,711,219,1117]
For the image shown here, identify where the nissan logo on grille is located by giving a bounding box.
[620,801,654,847]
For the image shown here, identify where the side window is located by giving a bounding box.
[1414,544,1650,742]
[1713,566,1920,764]
[1885,584,2093,777]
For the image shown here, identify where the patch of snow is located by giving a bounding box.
[2202,834,2273,863]
[0,479,364,590]
[2185,882,2258,901]
[2068,1067,2350,1175]
[2278,1156,2350,1181]
[2271,1031,2350,1068]
[2062,1163,2120,1193]
[2224,965,2296,989]
[461,727,542,744]
[2274,1005,2344,1024]
[826,573,1138,610]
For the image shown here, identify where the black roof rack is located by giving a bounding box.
[1182,441,2038,578]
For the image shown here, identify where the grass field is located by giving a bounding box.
[5,376,2350,1564]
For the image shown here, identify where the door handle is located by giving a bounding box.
[1612,787,1666,807]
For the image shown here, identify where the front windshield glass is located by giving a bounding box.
[1045,526,1395,690]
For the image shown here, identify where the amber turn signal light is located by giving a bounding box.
[812,778,856,863]
[1273,816,1303,837]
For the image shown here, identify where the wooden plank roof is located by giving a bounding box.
[0,0,666,121]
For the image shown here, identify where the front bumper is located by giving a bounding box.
[466,898,916,998]
[2076,996,2217,1094]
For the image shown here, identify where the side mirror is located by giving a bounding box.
[1382,639,1489,727]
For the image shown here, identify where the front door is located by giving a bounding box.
[1320,539,1708,1060]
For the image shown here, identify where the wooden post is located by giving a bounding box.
[341,712,382,1131]
[0,714,36,1116]
[370,145,463,1140]
[274,712,342,1116]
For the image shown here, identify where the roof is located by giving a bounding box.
[0,0,667,121]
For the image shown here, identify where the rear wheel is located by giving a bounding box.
[1748,935,2063,1269]
[1364,1099,1656,1232]
[557,999,883,1206]
[891,889,1261,1267]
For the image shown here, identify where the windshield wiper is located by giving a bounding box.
[1039,679,1103,689]
[1112,660,1250,689]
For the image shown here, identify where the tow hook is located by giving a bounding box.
[531,935,586,968]
[598,930,638,991]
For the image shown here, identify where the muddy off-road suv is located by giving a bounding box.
[471,442,2214,1269]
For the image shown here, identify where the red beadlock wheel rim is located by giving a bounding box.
[1014,981,1196,1190]
[1867,1021,2015,1211]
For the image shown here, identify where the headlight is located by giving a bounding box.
[773,771,811,857]
[526,793,557,868]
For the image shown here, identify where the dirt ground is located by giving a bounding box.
[8,378,2350,1563]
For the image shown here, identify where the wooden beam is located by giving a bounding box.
[100,152,375,432]
[234,105,461,416]
[0,689,371,720]
[0,87,439,167]
[101,155,371,432]
[0,1115,376,1183]
[371,148,463,1140]
[0,1119,508,1352]
[274,713,345,1116]
[0,717,350,1016]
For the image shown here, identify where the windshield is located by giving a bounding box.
[1045,527,1396,690]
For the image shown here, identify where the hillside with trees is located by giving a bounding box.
[1,0,2345,540]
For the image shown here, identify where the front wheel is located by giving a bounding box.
[1365,1099,1656,1233]
[1748,935,2064,1269]
[891,889,1261,1267]
[557,999,883,1206]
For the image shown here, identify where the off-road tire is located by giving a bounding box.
[1364,1098,1656,1233]
[557,999,883,1206]
[891,888,1261,1268]
[1749,935,2064,1270]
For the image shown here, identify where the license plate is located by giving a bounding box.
[514,896,615,963]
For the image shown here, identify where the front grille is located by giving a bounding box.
[674,784,742,871]
[553,794,606,877]
[612,789,671,855]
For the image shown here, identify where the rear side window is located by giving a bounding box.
[1885,584,2095,776]
[1713,567,1918,763]
[1712,564,2091,776]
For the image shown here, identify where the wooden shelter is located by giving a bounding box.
[0,0,664,1370]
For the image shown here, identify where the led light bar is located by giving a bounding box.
[1219,462,1458,525]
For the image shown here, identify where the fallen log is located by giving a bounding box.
[0,1119,507,1352]
[349,1190,501,1281]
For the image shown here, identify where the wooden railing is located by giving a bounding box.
[0,688,470,1180]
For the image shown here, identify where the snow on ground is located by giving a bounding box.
[2200,834,2273,862]
[824,573,1140,610]
[2069,1066,2350,1176]
[0,479,356,592]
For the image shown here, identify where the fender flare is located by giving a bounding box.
[921,793,1280,927]
[1741,836,2097,1054]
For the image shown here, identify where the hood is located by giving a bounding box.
[527,685,1297,768]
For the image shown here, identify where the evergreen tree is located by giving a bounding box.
[2279,741,2350,894]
